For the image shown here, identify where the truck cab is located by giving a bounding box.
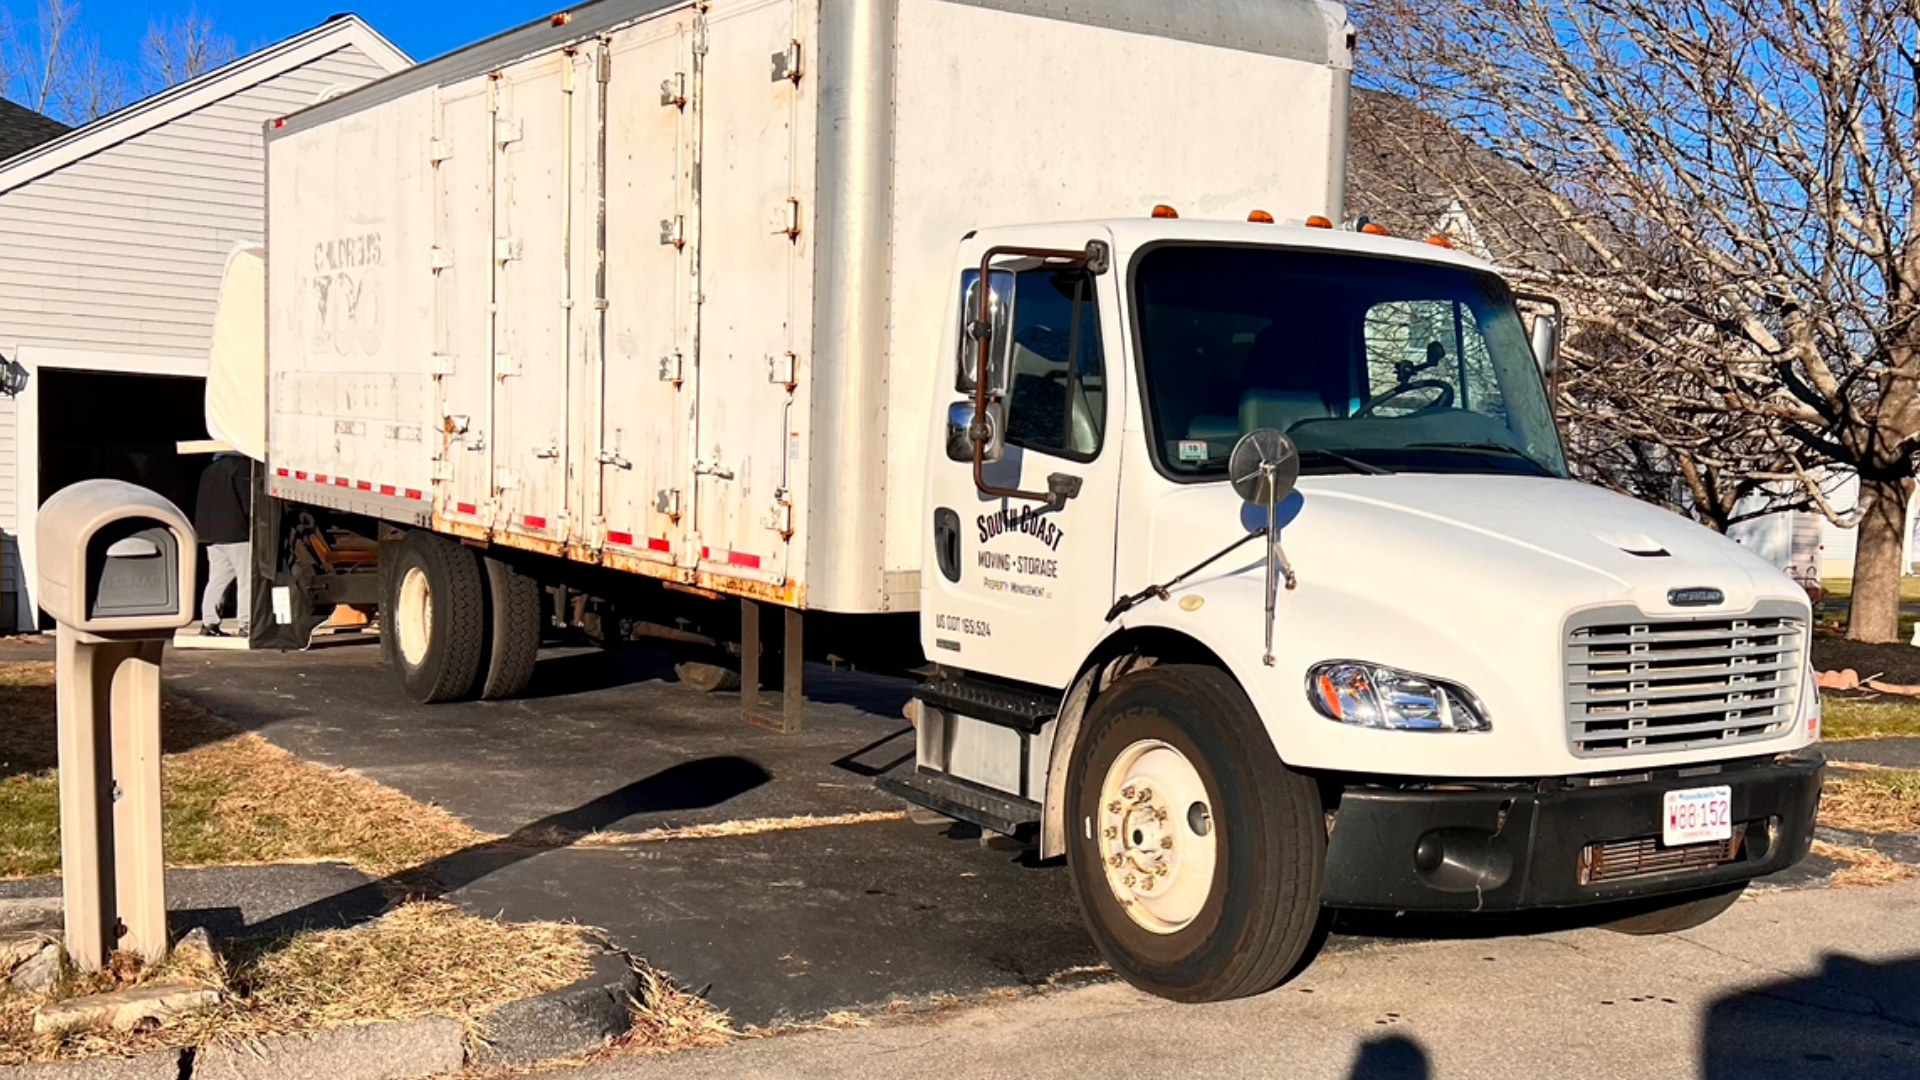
[908,215,1823,1001]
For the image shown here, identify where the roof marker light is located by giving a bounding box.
[1151,204,1180,219]
[1248,210,1275,224]
[551,11,572,26]
[1425,234,1453,248]
[1360,222,1390,236]
[1304,215,1334,229]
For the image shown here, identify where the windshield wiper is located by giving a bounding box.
[1398,442,1553,475]
[1297,448,1393,475]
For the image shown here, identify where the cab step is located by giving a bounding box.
[876,768,1041,837]
[914,677,1056,734]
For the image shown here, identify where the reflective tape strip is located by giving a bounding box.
[404,489,424,501]
[334,477,350,487]
[379,484,396,496]
[524,515,547,529]
[276,468,290,477]
[456,502,478,515]
[607,530,634,546]
[356,480,373,491]
[648,537,671,553]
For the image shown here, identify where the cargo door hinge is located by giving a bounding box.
[495,118,523,145]
[495,237,523,262]
[533,441,561,460]
[767,351,797,390]
[429,247,455,271]
[660,72,687,107]
[656,488,681,518]
[660,215,685,248]
[770,40,802,82]
[596,448,632,469]
[428,137,452,163]
[779,197,802,240]
[766,490,793,538]
[659,352,684,385]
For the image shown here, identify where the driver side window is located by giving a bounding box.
[1003,269,1104,459]
[1362,299,1505,421]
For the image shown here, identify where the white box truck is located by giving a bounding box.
[216,0,1823,1002]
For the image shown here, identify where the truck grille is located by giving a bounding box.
[1579,825,1747,885]
[1565,606,1804,758]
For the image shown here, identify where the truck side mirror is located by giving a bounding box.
[955,269,1013,397]
[947,400,1004,464]
[1529,311,1561,384]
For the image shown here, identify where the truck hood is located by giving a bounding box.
[1136,473,1814,778]
[1149,473,1794,619]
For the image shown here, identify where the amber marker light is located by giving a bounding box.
[1304,215,1334,229]
[1248,209,1275,224]
[1151,204,1180,219]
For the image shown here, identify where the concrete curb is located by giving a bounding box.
[473,948,641,1067]
[1,951,639,1079]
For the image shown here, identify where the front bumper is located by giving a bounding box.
[1320,751,1824,911]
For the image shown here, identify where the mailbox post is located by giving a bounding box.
[36,481,196,971]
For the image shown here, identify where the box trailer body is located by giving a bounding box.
[261,0,1351,614]
[233,0,1827,1005]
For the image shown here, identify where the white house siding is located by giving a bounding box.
[0,29,404,630]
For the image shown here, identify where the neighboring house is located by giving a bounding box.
[0,99,68,161]
[0,16,409,631]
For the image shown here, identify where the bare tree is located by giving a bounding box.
[1354,0,1920,642]
[139,7,232,93]
[0,0,124,121]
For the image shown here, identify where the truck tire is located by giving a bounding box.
[479,555,542,700]
[1602,883,1745,935]
[671,646,741,693]
[382,530,486,704]
[1065,664,1325,1002]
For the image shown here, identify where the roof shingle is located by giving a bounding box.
[0,97,68,164]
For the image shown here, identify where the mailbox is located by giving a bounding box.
[36,480,196,972]
[38,481,196,637]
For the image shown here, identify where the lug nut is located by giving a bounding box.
[1156,865,1169,877]
[1140,876,1154,890]
[1108,854,1123,868]
[1107,800,1123,814]
[1122,785,1137,800]
[1138,787,1153,802]
[1159,836,1174,849]
[1124,873,1136,887]
[1103,826,1118,840]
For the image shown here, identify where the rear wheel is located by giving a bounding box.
[1065,664,1325,1002]
[1603,883,1745,935]
[382,531,486,704]
[479,555,542,700]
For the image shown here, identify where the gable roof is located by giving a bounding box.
[0,14,408,198]
[0,97,68,163]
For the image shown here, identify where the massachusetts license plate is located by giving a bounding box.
[1663,785,1733,847]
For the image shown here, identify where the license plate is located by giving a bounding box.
[1663,785,1733,847]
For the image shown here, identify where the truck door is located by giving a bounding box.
[593,12,699,564]
[433,80,497,526]
[922,247,1124,688]
[493,54,575,542]
[689,0,804,587]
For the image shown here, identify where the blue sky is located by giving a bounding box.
[60,1,562,66]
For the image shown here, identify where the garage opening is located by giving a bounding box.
[37,369,210,629]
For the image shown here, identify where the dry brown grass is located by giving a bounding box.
[618,965,739,1055]
[0,902,594,1065]
[1810,839,1920,888]
[1819,765,1920,835]
[542,810,907,849]
[0,661,487,878]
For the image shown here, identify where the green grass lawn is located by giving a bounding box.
[1820,577,1920,604]
[1822,694,1920,741]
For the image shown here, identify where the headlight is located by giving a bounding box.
[1307,662,1491,733]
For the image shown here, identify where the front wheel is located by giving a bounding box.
[1065,664,1325,1002]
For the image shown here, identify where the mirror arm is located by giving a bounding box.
[969,242,1104,508]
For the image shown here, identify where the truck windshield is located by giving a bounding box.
[1132,245,1567,478]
